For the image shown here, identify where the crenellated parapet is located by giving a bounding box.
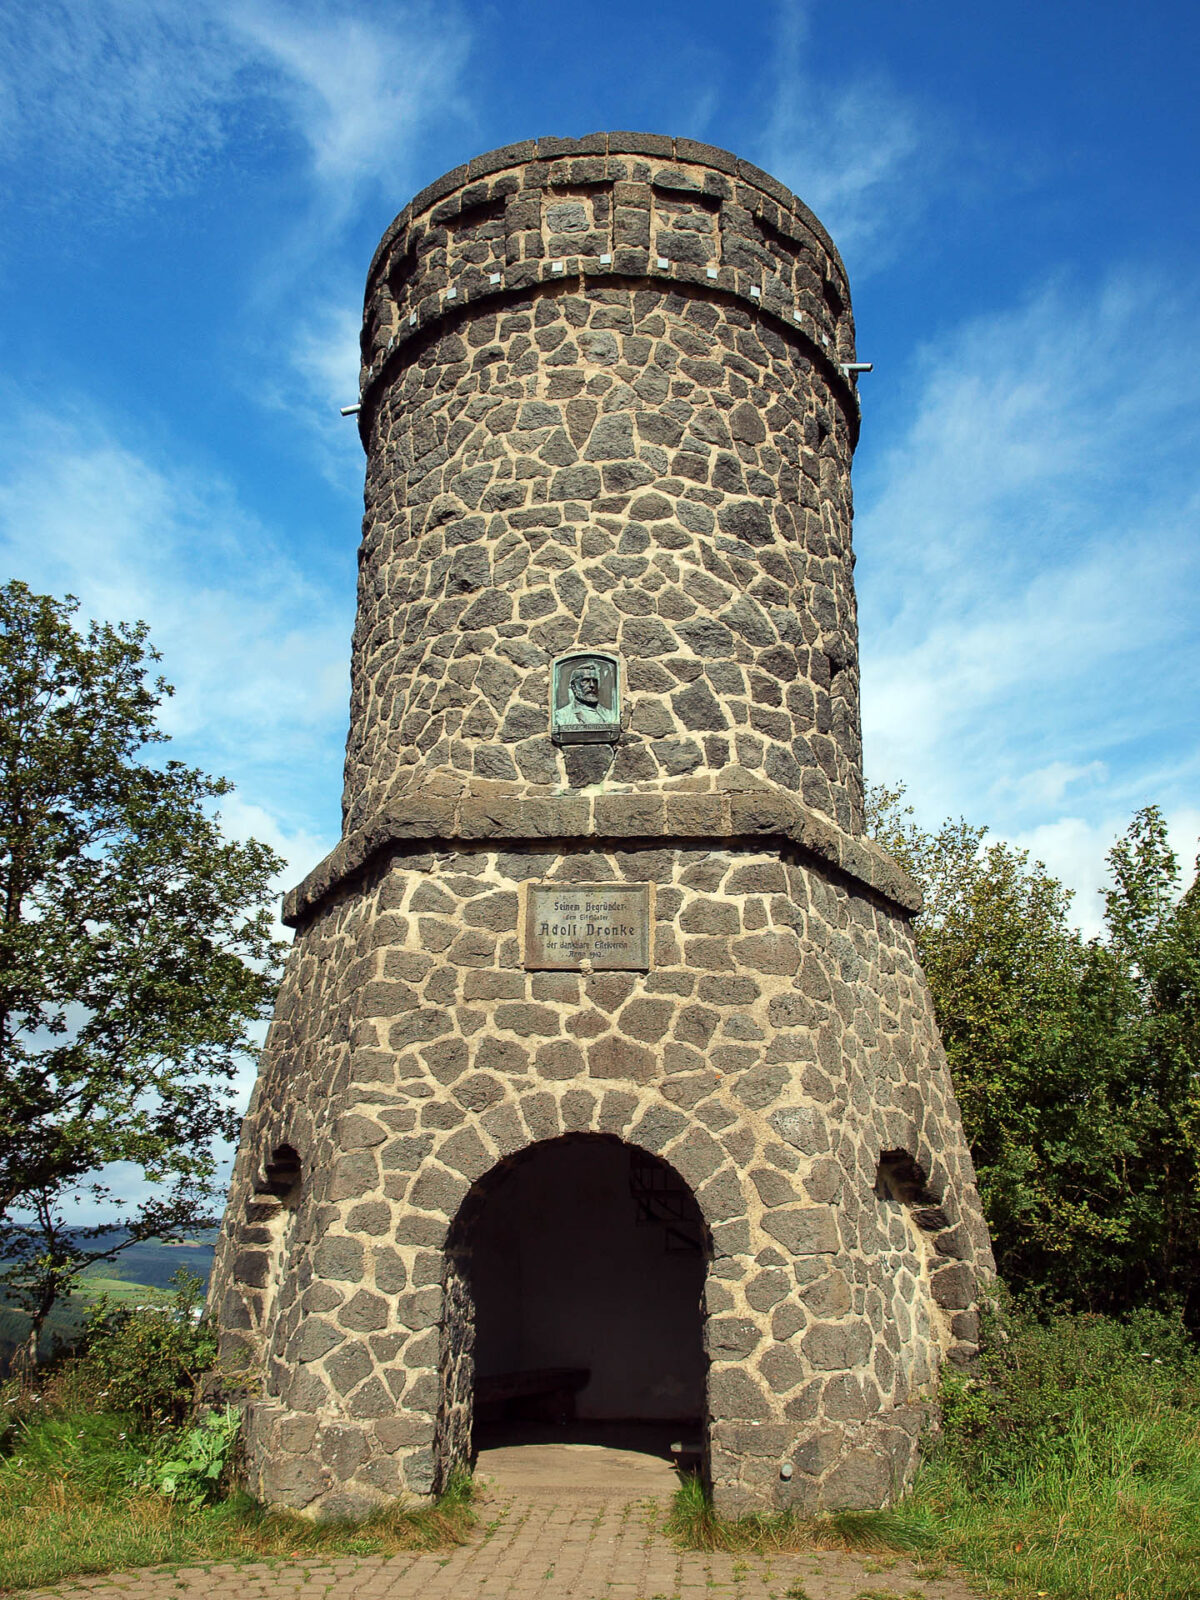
[358,134,858,435]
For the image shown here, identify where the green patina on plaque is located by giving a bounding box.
[550,649,621,745]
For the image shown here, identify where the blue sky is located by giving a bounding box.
[1,0,1197,957]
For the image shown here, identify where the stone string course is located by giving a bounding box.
[282,783,921,927]
[210,134,995,1523]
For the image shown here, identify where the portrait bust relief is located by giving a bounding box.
[551,650,621,745]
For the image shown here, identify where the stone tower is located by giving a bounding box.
[210,133,994,1519]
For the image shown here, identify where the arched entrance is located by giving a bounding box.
[436,1134,708,1485]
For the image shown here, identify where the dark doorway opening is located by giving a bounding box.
[438,1134,708,1483]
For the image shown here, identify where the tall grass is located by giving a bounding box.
[669,1307,1200,1600]
[0,1281,474,1593]
[664,1471,922,1557]
[896,1306,1200,1599]
[0,1400,475,1595]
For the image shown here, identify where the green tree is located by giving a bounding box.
[0,582,286,1362]
[869,786,1200,1320]
[1059,808,1200,1319]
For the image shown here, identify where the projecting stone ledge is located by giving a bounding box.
[281,782,921,927]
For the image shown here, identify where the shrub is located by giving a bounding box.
[936,1297,1200,1488]
[79,1270,217,1426]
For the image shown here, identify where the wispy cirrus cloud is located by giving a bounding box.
[856,271,1200,910]
[0,0,472,529]
[757,3,931,261]
[0,0,244,211]
[225,0,470,213]
[254,291,366,489]
[0,0,470,221]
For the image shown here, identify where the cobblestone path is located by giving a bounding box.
[24,1493,981,1600]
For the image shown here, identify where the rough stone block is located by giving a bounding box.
[261,1453,326,1507]
[770,1105,830,1156]
[801,1320,872,1371]
[338,1290,389,1332]
[629,1101,688,1152]
[709,1365,771,1419]
[762,1206,840,1256]
[588,1034,657,1083]
[791,1428,841,1479]
[407,1165,468,1216]
[436,1126,493,1180]
[291,1319,341,1363]
[706,1318,761,1358]
[374,1415,434,1452]
[931,1261,975,1310]
[327,1150,380,1202]
[820,1449,895,1510]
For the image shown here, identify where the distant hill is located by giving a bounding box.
[100,1232,217,1291]
[0,1233,217,1372]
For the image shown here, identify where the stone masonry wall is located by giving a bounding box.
[343,136,865,838]
[211,135,996,1522]
[211,840,993,1518]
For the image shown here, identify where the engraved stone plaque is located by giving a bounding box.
[550,649,621,745]
[524,882,653,971]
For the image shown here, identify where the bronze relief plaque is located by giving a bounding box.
[523,883,654,971]
[550,649,621,745]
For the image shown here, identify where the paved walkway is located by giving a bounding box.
[25,1447,982,1600]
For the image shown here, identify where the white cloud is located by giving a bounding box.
[291,300,362,412]
[249,289,367,489]
[225,0,469,210]
[0,0,242,210]
[996,761,1109,811]
[0,395,352,840]
[1009,807,1200,939]
[758,4,930,260]
[217,793,336,927]
[0,0,469,221]
[857,272,1200,894]
[860,276,1192,594]
[863,531,1197,810]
